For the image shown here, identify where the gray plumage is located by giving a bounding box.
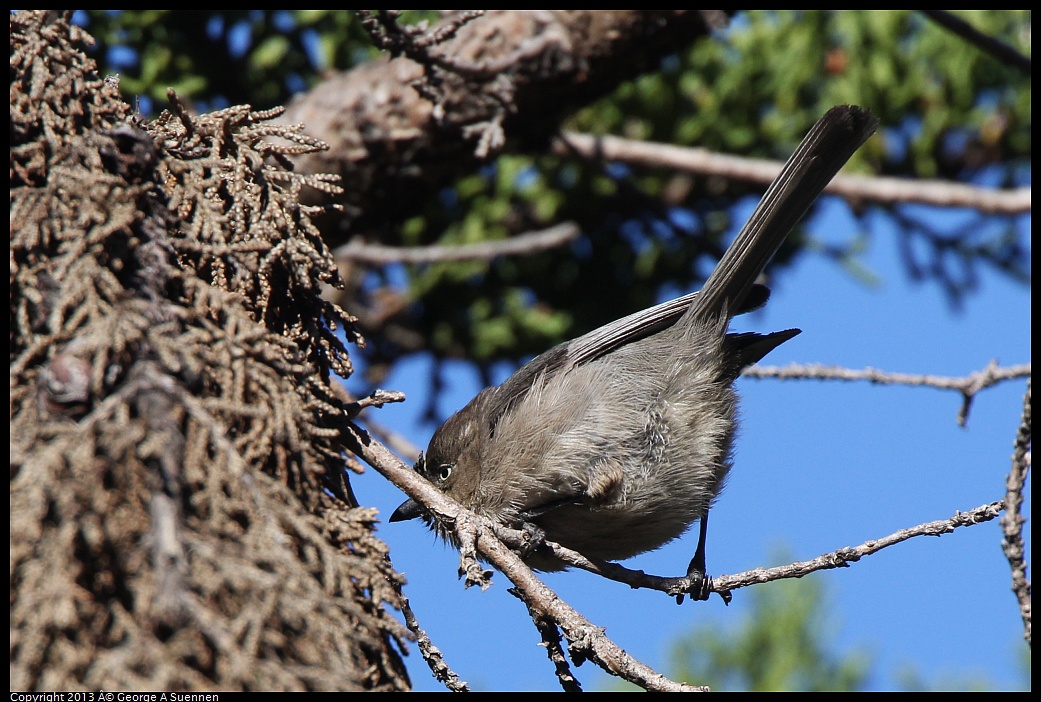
[392,106,878,575]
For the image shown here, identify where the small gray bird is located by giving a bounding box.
[392,106,877,597]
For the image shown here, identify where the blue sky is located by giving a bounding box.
[346,190,1031,692]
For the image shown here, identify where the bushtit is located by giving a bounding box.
[392,106,877,596]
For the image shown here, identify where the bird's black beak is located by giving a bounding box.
[389,498,424,522]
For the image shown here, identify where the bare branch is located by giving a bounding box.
[715,502,1004,591]
[522,502,1001,598]
[743,360,1031,426]
[519,598,584,692]
[284,11,721,234]
[1001,379,1032,644]
[345,424,705,692]
[335,222,581,265]
[400,593,471,692]
[557,131,1031,215]
[364,418,424,464]
[345,357,1027,688]
[919,10,1031,74]
[346,388,408,417]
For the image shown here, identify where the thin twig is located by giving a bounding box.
[743,360,1031,426]
[345,424,705,691]
[556,131,1031,215]
[919,10,1031,74]
[346,357,1026,688]
[525,502,1002,596]
[400,593,471,692]
[335,222,581,265]
[518,597,583,692]
[1000,379,1031,644]
[346,388,407,417]
[715,502,1004,591]
[364,418,423,464]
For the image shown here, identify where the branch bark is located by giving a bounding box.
[280,11,725,240]
[557,131,1032,215]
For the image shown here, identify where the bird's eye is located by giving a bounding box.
[437,465,452,482]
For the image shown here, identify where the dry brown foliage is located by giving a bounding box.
[10,11,410,691]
